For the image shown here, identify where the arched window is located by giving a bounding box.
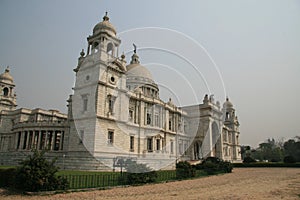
[3,87,9,96]
[93,42,99,53]
[107,42,114,55]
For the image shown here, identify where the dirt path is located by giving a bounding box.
[1,168,299,200]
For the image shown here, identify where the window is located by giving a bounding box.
[146,113,151,125]
[83,97,88,112]
[130,136,134,151]
[129,110,133,121]
[147,137,153,152]
[156,139,160,151]
[179,143,183,155]
[3,87,9,96]
[226,112,230,119]
[108,131,114,144]
[170,141,174,154]
[108,95,115,113]
[169,120,172,131]
[184,143,188,155]
[154,113,159,127]
[107,42,113,55]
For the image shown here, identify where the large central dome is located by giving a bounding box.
[126,53,158,95]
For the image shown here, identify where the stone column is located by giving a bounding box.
[59,131,64,150]
[51,130,56,151]
[37,130,42,150]
[14,132,19,150]
[25,131,30,150]
[44,130,48,149]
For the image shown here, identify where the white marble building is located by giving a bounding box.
[0,14,241,171]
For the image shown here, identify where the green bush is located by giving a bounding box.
[14,150,69,192]
[283,155,296,163]
[219,161,233,173]
[202,162,219,175]
[123,160,157,185]
[0,168,16,187]
[176,161,196,179]
[243,156,257,163]
[197,157,233,174]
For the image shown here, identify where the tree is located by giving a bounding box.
[15,150,68,192]
[252,138,283,162]
[284,137,300,162]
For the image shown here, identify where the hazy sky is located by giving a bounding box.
[0,0,299,147]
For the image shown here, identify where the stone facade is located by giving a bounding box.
[0,14,241,170]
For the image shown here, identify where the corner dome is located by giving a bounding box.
[93,12,116,36]
[223,97,233,108]
[0,67,14,84]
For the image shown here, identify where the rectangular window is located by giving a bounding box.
[130,136,134,151]
[108,96,115,114]
[156,139,160,151]
[147,137,153,152]
[83,98,88,111]
[179,143,183,155]
[170,141,174,154]
[184,143,188,155]
[146,113,151,125]
[154,114,159,127]
[129,110,133,121]
[108,130,114,144]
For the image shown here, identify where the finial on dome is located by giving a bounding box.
[133,43,137,54]
[130,44,140,64]
[103,11,109,21]
[5,66,10,73]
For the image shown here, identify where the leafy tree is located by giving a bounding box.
[15,150,68,192]
[284,137,300,162]
[252,138,283,162]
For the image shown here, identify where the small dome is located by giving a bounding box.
[93,13,116,36]
[223,97,233,108]
[0,67,14,84]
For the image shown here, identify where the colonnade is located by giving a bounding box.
[15,129,64,151]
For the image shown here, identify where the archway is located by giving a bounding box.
[212,122,220,157]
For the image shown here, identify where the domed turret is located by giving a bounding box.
[0,67,14,84]
[223,97,233,109]
[93,12,116,36]
[0,67,17,111]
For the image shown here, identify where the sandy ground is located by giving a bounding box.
[1,168,299,200]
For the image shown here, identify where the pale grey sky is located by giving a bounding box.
[0,0,299,147]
